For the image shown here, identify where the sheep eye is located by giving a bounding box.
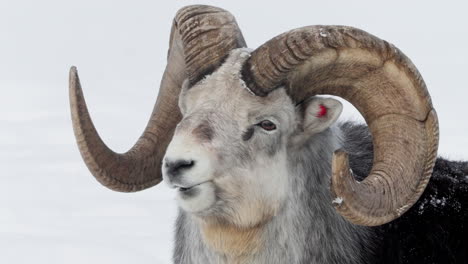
[258,120,276,131]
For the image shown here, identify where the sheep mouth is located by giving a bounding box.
[178,187,192,192]
[176,181,211,192]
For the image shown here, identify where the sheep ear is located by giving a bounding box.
[178,79,190,115]
[300,97,343,135]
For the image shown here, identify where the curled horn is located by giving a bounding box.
[70,5,246,192]
[242,26,438,226]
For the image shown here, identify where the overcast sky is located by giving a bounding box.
[1,0,467,263]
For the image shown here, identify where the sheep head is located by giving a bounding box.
[162,48,344,227]
[69,5,439,227]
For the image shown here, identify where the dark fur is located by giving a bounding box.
[193,121,215,141]
[242,127,254,141]
[341,122,468,264]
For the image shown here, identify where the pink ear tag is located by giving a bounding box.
[316,104,327,117]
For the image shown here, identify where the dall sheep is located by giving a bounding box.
[69,5,468,264]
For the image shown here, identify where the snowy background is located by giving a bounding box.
[1,0,467,263]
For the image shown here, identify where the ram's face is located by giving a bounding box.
[162,51,296,226]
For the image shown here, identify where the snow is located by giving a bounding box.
[0,112,177,263]
[417,195,450,215]
[319,28,328,37]
[1,0,467,263]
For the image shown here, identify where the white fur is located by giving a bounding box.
[176,182,216,213]
[163,134,216,213]
[163,134,214,189]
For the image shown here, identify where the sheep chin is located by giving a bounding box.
[176,182,216,213]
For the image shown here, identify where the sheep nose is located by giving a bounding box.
[164,159,195,177]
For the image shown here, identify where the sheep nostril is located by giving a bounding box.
[165,159,195,176]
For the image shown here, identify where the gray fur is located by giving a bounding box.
[173,127,372,264]
[164,49,372,263]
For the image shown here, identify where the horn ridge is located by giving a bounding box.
[243,25,439,225]
[70,5,246,192]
